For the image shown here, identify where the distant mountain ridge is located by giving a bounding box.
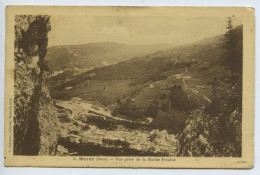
[46,42,176,71]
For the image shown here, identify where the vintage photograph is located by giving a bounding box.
[5,6,254,168]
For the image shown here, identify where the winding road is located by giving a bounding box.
[55,99,153,125]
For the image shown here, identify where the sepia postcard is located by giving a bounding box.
[4,6,255,168]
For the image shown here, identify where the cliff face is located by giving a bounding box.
[14,15,59,155]
[177,105,242,157]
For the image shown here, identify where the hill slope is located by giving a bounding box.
[45,42,175,85]
[46,42,175,71]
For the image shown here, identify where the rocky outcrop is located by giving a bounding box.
[176,109,215,156]
[177,82,242,157]
[14,15,59,155]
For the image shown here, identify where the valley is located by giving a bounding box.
[47,25,242,156]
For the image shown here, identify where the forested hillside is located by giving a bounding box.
[177,21,243,157]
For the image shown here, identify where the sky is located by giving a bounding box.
[48,15,242,47]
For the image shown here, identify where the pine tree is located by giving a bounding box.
[223,16,236,78]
